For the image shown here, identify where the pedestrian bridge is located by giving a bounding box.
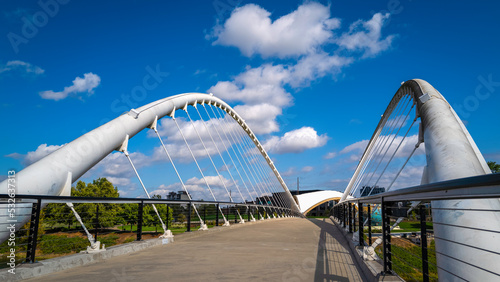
[1,79,500,281]
[22,218,371,281]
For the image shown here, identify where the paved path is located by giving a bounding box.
[30,218,367,281]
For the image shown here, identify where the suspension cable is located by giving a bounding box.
[195,104,249,218]
[203,103,258,220]
[185,105,244,222]
[172,115,229,224]
[152,126,204,226]
[123,150,167,232]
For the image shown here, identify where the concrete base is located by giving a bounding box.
[159,230,175,243]
[84,241,106,254]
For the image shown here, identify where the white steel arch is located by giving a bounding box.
[342,79,498,281]
[0,93,300,243]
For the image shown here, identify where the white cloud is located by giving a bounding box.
[39,72,101,101]
[301,166,314,173]
[338,134,424,164]
[337,13,394,58]
[282,167,297,177]
[324,151,337,159]
[233,104,281,134]
[208,4,395,137]
[150,116,236,163]
[0,60,45,75]
[6,143,64,166]
[289,52,352,87]
[340,139,369,155]
[263,126,328,154]
[209,64,293,107]
[211,2,340,58]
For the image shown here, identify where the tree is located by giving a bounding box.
[488,161,500,173]
[144,195,173,232]
[44,178,122,230]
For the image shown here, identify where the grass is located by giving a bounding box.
[373,238,437,281]
[397,221,433,233]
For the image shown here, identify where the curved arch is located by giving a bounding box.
[303,198,339,215]
[295,190,344,214]
[341,79,490,201]
[341,79,497,281]
[0,93,300,242]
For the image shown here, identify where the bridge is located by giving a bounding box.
[1,79,499,281]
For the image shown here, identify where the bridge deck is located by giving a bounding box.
[30,218,368,281]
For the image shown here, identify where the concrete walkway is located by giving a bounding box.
[29,218,368,281]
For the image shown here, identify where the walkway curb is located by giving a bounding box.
[329,216,401,282]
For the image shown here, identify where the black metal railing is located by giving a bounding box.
[331,173,500,282]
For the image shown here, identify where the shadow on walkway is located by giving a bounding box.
[309,218,368,282]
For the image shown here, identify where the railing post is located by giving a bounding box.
[25,199,41,264]
[234,206,237,223]
[166,204,169,230]
[343,203,346,227]
[348,202,353,233]
[368,204,372,246]
[187,203,192,232]
[137,201,143,241]
[203,205,206,223]
[94,204,99,242]
[247,206,250,221]
[382,198,392,274]
[216,203,219,226]
[420,204,429,282]
[353,203,357,233]
[358,201,363,246]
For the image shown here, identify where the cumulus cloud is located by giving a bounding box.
[39,72,101,101]
[338,134,425,164]
[208,3,395,138]
[149,175,245,202]
[0,60,45,75]
[337,12,394,58]
[289,52,353,87]
[340,139,369,155]
[209,64,293,107]
[211,2,340,58]
[6,143,64,166]
[233,104,281,134]
[263,127,328,154]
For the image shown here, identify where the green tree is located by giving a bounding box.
[119,203,138,231]
[44,178,122,230]
[488,161,500,173]
[144,195,173,232]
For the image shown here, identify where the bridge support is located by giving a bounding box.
[418,79,499,281]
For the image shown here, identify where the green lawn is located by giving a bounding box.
[397,221,433,233]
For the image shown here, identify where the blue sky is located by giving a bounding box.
[1,0,500,198]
